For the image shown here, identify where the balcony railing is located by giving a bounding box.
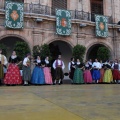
[0,2,112,24]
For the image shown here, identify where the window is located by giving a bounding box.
[91,0,103,21]
[52,0,67,15]
[91,0,103,15]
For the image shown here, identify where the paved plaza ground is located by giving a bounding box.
[0,84,119,120]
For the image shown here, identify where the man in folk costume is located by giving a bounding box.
[92,59,101,83]
[53,55,65,85]
[0,49,7,85]
[23,53,31,86]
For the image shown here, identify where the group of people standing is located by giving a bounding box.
[0,50,53,86]
[69,58,120,84]
[0,48,120,86]
[0,49,65,86]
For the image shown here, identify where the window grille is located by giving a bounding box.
[91,0,103,14]
[52,0,67,15]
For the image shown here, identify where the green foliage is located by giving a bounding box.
[0,43,7,56]
[97,46,110,61]
[32,45,41,58]
[14,41,30,61]
[40,44,51,60]
[33,44,51,60]
[72,44,86,62]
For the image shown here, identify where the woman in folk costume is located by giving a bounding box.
[118,59,120,83]
[103,60,113,83]
[68,57,76,83]
[31,56,45,85]
[99,60,105,83]
[0,49,7,85]
[43,56,53,84]
[92,59,101,83]
[22,53,31,86]
[53,55,65,85]
[84,60,92,83]
[73,58,84,84]
[112,59,120,83]
[4,51,22,85]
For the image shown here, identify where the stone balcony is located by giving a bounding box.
[0,2,113,25]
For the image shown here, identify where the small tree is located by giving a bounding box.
[72,44,86,62]
[0,43,7,56]
[33,45,41,58]
[14,41,30,61]
[33,44,51,60]
[40,44,51,60]
[97,46,110,61]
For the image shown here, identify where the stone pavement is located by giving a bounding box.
[0,84,119,120]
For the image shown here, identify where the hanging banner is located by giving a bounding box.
[5,1,24,29]
[56,9,71,35]
[95,15,108,37]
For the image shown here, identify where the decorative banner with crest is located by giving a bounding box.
[56,9,71,35]
[5,1,24,29]
[95,15,108,37]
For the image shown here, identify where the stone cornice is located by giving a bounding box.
[0,11,120,29]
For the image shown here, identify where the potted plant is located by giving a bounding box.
[33,44,51,60]
[97,46,110,61]
[72,44,86,62]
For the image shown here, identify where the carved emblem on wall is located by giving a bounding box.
[10,10,19,21]
[99,22,104,30]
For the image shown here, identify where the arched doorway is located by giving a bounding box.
[87,44,111,61]
[49,40,72,79]
[0,36,30,58]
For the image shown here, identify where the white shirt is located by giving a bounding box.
[68,61,75,71]
[76,62,80,65]
[88,61,92,66]
[85,63,89,68]
[92,62,101,69]
[45,59,49,64]
[118,64,120,71]
[36,59,41,63]
[11,55,17,59]
[53,59,65,70]
[4,56,8,65]
[0,54,8,65]
[23,57,30,66]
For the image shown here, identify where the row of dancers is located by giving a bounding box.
[0,48,120,86]
[0,49,65,85]
[0,50,52,85]
[69,58,120,84]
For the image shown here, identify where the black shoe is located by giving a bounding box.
[53,83,56,85]
[58,83,61,85]
[24,84,29,86]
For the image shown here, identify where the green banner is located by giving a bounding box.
[5,1,24,29]
[56,9,71,35]
[95,15,108,37]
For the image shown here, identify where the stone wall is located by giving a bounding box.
[0,17,115,59]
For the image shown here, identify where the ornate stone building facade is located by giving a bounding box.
[0,0,120,73]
